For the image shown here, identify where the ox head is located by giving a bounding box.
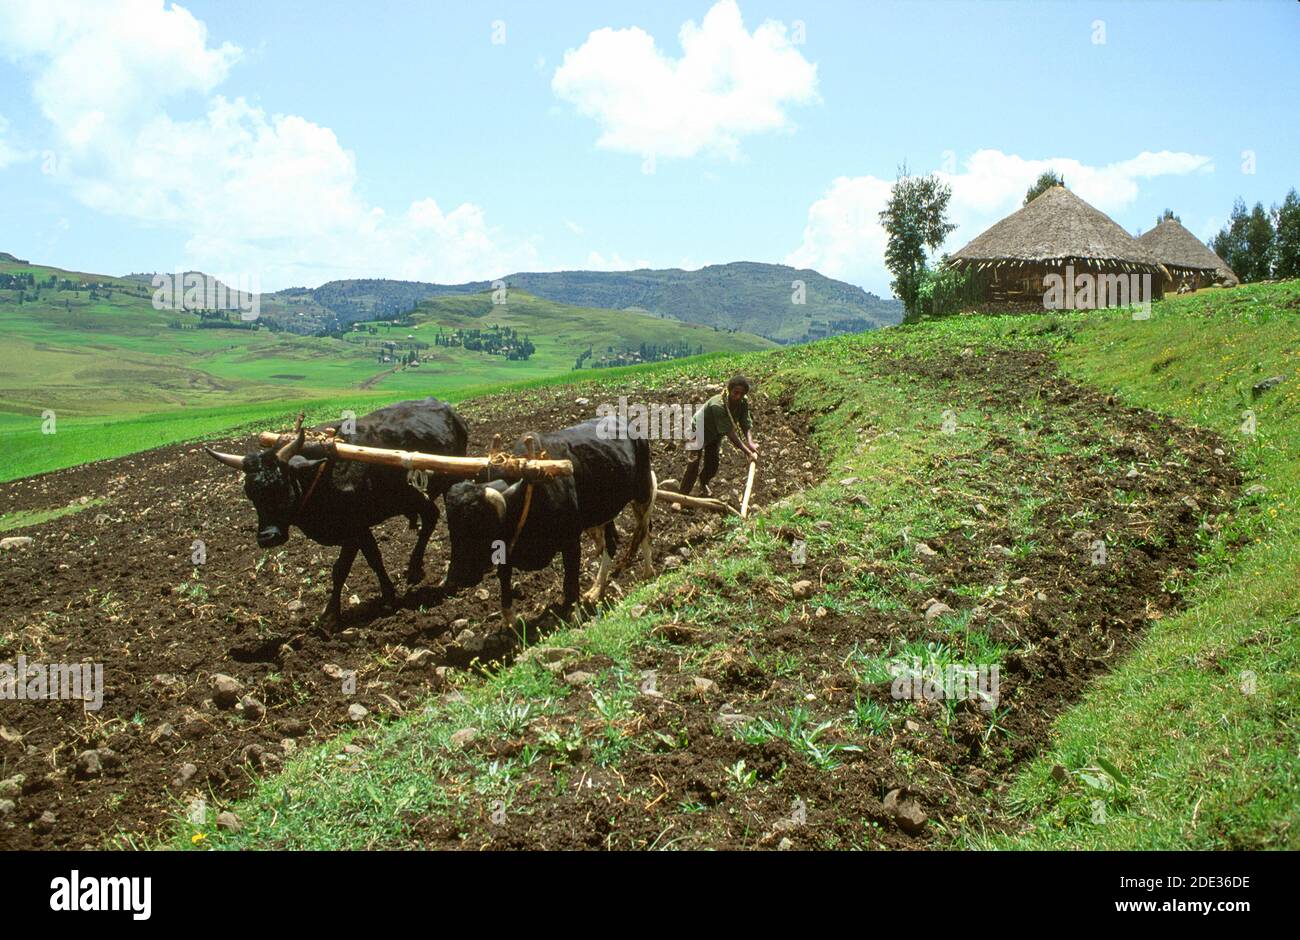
[442,480,509,590]
[205,429,327,549]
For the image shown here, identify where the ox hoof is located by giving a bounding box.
[404,567,426,586]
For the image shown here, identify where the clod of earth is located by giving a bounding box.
[924,599,955,621]
[449,727,478,748]
[239,695,266,720]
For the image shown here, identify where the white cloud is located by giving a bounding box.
[0,0,537,288]
[787,149,1214,296]
[0,0,239,149]
[563,219,585,236]
[552,0,818,161]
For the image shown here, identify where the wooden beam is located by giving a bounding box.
[656,488,738,516]
[256,431,573,480]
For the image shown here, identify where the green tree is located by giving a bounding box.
[1243,202,1276,282]
[1157,208,1180,225]
[879,164,956,322]
[1024,170,1065,205]
[1272,189,1300,280]
[1212,199,1252,282]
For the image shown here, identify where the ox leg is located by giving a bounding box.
[581,526,611,604]
[325,541,359,622]
[403,489,437,585]
[614,471,657,578]
[357,529,397,608]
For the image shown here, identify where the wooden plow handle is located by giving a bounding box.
[655,487,739,516]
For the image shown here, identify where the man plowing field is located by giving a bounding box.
[676,374,759,499]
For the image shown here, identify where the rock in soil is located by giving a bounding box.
[210,674,242,709]
[883,788,927,835]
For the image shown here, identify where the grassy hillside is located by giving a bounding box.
[265,262,904,343]
[0,256,772,481]
[178,281,1297,851]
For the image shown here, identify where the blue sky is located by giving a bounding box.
[0,0,1296,296]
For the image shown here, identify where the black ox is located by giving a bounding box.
[206,397,469,621]
[442,418,656,624]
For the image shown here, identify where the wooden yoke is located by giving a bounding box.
[256,430,573,481]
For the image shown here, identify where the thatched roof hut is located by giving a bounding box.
[1136,218,1238,288]
[947,186,1166,308]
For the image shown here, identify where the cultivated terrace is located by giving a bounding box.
[131,281,1297,852]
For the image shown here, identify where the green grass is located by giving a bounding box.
[0,346,747,482]
[0,497,105,532]
[970,283,1300,849]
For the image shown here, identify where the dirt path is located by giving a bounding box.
[0,380,821,849]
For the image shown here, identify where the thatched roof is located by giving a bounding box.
[949,186,1165,274]
[1136,218,1238,286]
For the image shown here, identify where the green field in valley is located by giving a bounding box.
[0,260,773,481]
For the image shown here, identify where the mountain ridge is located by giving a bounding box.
[262,261,902,342]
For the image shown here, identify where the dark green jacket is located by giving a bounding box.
[693,393,752,446]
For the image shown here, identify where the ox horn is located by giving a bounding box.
[205,447,248,471]
[275,431,304,463]
[482,486,507,520]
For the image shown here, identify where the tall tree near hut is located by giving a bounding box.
[1244,202,1276,282]
[1273,189,1300,280]
[1212,199,1252,283]
[879,164,956,322]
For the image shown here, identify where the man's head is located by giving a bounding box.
[726,374,751,403]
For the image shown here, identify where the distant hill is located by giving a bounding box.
[0,252,28,264]
[263,262,902,343]
[387,289,775,368]
[0,255,776,421]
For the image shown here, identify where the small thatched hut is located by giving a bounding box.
[1136,218,1238,290]
[947,186,1166,308]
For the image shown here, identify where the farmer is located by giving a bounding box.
[678,374,758,498]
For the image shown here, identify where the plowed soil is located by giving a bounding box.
[0,381,821,849]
